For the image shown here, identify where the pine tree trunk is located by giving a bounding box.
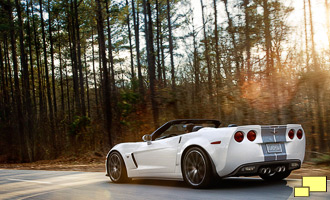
[147,0,159,127]
[167,0,178,118]
[96,0,113,147]
[223,0,240,78]
[40,0,56,157]
[48,1,57,118]
[126,0,135,83]
[142,0,149,64]
[156,0,162,82]
[303,0,310,71]
[0,42,9,120]
[263,0,272,72]
[105,0,116,96]
[243,0,251,80]
[200,0,213,105]
[242,0,253,124]
[69,0,81,114]
[67,13,77,119]
[26,0,36,108]
[160,27,166,86]
[308,0,317,68]
[7,0,26,162]
[308,0,326,152]
[58,23,65,115]
[65,61,71,120]
[98,43,103,102]
[192,23,200,116]
[31,2,43,117]
[74,0,86,116]
[84,48,90,117]
[15,0,34,162]
[131,0,144,96]
[213,0,223,120]
[4,36,14,111]
[105,0,121,138]
[91,28,99,116]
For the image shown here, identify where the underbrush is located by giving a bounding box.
[311,154,330,166]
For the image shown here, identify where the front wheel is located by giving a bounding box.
[182,147,212,188]
[107,151,129,183]
[259,170,291,181]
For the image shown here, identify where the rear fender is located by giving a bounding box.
[177,128,237,175]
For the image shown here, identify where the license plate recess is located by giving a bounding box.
[266,143,282,153]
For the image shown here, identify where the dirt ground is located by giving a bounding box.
[0,156,329,180]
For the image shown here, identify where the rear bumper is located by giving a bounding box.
[223,159,301,177]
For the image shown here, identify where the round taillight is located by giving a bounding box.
[297,129,303,139]
[288,129,294,140]
[234,131,244,143]
[247,130,256,141]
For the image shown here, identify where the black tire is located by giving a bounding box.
[182,147,212,189]
[107,151,129,183]
[259,170,291,181]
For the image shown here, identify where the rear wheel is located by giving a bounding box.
[259,170,291,181]
[107,151,129,183]
[182,147,212,188]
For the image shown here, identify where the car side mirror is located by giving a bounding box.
[142,134,152,145]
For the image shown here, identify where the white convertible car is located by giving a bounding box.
[106,119,305,188]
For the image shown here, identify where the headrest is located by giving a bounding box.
[192,126,203,132]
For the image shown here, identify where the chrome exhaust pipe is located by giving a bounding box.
[266,168,272,174]
[275,166,282,172]
[281,166,286,172]
[260,168,267,174]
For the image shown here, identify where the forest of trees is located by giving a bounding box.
[0,0,329,163]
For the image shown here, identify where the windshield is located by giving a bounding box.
[157,124,185,139]
[151,119,220,140]
[154,122,218,140]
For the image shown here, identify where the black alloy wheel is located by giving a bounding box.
[108,151,129,183]
[182,147,212,188]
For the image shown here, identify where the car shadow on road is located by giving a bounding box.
[213,177,288,189]
[111,177,292,190]
[107,178,294,199]
[128,179,187,188]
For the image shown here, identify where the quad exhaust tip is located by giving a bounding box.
[260,167,272,174]
[260,166,286,174]
[275,166,286,172]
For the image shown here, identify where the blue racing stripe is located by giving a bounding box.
[260,126,287,161]
[274,126,287,142]
[261,126,276,143]
[261,144,276,161]
[277,143,287,160]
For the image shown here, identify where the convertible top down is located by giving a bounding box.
[106,119,305,188]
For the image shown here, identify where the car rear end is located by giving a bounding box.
[216,124,305,177]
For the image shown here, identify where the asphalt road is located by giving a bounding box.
[0,169,329,200]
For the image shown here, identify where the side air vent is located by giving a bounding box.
[131,153,138,168]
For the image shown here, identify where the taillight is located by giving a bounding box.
[234,131,244,142]
[247,130,256,141]
[288,129,294,140]
[297,129,303,139]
